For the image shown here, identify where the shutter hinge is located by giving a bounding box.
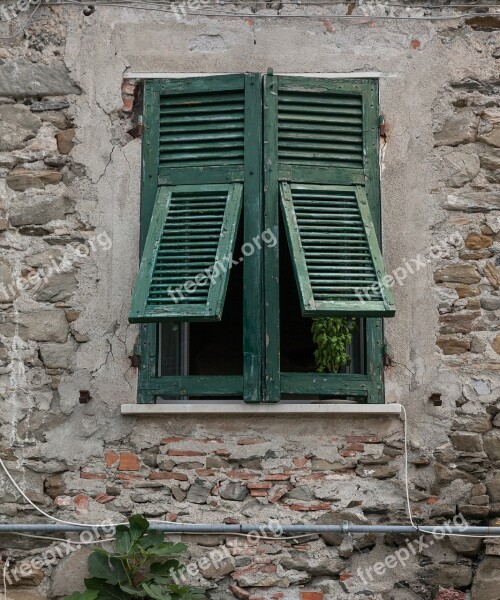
[383,342,393,367]
[378,114,386,138]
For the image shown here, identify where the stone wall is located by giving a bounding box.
[0,3,500,600]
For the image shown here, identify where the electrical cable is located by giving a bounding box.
[400,404,500,539]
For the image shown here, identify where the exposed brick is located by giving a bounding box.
[293,457,309,467]
[167,449,206,457]
[80,470,106,480]
[95,493,115,504]
[269,485,289,503]
[149,471,188,481]
[301,593,323,600]
[215,449,231,456]
[230,585,250,599]
[118,452,140,471]
[74,494,89,511]
[160,436,185,444]
[105,451,119,467]
[339,572,352,581]
[263,474,290,481]
[247,482,273,489]
[346,444,364,452]
[227,471,259,480]
[122,95,134,112]
[121,80,136,95]
[196,469,215,476]
[250,490,268,497]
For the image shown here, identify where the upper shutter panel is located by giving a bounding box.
[129,75,247,323]
[157,75,246,186]
[272,76,395,318]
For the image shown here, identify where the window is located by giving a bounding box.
[129,73,394,405]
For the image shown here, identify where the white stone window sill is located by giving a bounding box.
[121,403,403,416]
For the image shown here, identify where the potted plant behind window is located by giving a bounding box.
[64,515,205,600]
[311,316,357,402]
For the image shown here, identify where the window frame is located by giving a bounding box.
[135,74,386,405]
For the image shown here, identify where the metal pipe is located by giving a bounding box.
[0,523,499,535]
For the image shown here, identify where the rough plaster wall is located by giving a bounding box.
[0,4,499,600]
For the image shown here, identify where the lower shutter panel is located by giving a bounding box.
[129,183,243,322]
[280,182,394,317]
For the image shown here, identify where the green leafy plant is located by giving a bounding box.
[64,515,205,600]
[311,316,356,374]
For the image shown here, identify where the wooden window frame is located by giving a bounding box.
[136,75,386,405]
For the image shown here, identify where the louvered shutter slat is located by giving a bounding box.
[275,77,395,318]
[130,75,246,323]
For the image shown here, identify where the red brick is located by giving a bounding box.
[166,513,177,522]
[80,471,106,480]
[340,450,356,458]
[118,452,140,471]
[269,486,289,503]
[288,503,331,511]
[250,490,268,497]
[74,495,89,511]
[196,469,215,477]
[263,474,290,481]
[247,482,272,489]
[227,471,259,480]
[55,496,72,507]
[167,449,206,457]
[230,585,250,599]
[411,38,421,49]
[272,594,285,599]
[427,497,439,504]
[293,457,308,468]
[95,493,115,504]
[339,572,352,581]
[215,449,230,456]
[436,589,465,600]
[105,451,119,467]
[160,436,185,444]
[122,95,134,112]
[346,444,364,452]
[237,438,265,445]
[301,593,323,600]
[149,471,188,481]
[121,80,136,95]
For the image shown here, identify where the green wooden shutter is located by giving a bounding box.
[130,75,247,323]
[273,76,395,318]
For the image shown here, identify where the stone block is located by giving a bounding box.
[0,58,80,98]
[0,104,41,152]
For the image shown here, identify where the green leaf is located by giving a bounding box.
[64,591,99,600]
[84,578,105,590]
[150,561,183,576]
[128,514,150,541]
[95,583,130,600]
[119,583,147,597]
[138,530,165,550]
[141,582,172,600]
[143,542,187,559]
[114,525,134,555]
[88,553,128,585]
